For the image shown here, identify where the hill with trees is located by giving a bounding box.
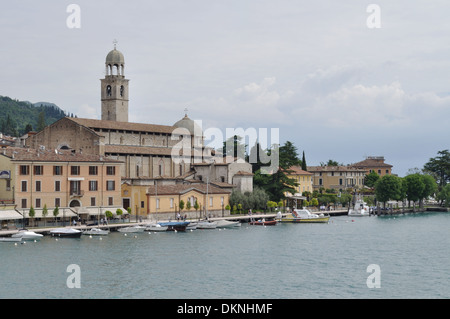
[0,95,68,136]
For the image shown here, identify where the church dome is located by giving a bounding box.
[106,48,125,64]
[173,114,203,136]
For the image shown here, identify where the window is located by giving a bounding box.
[319,178,323,186]
[170,198,174,208]
[70,181,81,195]
[71,166,80,175]
[21,181,27,192]
[21,198,27,208]
[35,198,41,208]
[89,166,98,175]
[91,197,96,206]
[339,178,343,186]
[141,201,145,208]
[156,198,160,209]
[34,166,43,175]
[89,181,98,191]
[55,198,60,207]
[6,179,11,191]
[20,165,29,175]
[53,166,63,175]
[106,85,112,96]
[106,180,115,191]
[209,197,213,207]
[378,169,381,175]
[106,166,116,175]
[35,181,41,192]
[108,197,113,205]
[55,181,61,192]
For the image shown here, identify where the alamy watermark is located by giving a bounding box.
[66,264,81,288]
[170,121,279,174]
[366,264,381,288]
[66,4,81,29]
[366,4,381,29]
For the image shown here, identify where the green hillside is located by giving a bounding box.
[0,95,67,136]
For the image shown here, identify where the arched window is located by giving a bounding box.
[120,85,124,97]
[106,85,112,97]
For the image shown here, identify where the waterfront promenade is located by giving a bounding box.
[0,210,349,236]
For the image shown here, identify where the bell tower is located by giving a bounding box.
[101,41,129,122]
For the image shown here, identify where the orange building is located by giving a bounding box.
[0,147,123,225]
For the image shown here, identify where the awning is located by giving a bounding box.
[0,209,23,220]
[76,207,127,216]
[24,208,78,218]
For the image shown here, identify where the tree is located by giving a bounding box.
[186,200,191,211]
[364,170,380,188]
[423,150,450,190]
[404,174,425,210]
[279,141,302,168]
[29,206,36,227]
[420,174,437,207]
[116,208,123,219]
[42,204,48,227]
[37,111,46,131]
[320,159,343,166]
[222,135,246,159]
[53,206,59,223]
[179,200,185,213]
[437,184,450,207]
[374,175,403,208]
[301,151,307,171]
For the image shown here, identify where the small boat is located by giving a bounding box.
[0,237,22,242]
[83,227,110,235]
[281,209,330,223]
[144,223,168,232]
[249,219,277,226]
[158,221,189,232]
[348,198,370,217]
[11,230,44,240]
[50,228,82,238]
[215,220,241,228]
[118,225,146,233]
[196,221,218,229]
[186,222,198,230]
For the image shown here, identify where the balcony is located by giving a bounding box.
[70,190,85,197]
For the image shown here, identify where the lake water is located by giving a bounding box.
[0,212,449,299]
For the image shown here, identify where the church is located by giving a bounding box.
[25,45,253,218]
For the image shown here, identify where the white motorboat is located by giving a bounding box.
[348,198,370,216]
[11,230,44,240]
[0,237,22,242]
[215,220,241,228]
[186,222,197,230]
[118,225,146,233]
[144,223,168,232]
[83,227,110,235]
[50,228,82,238]
[196,221,217,229]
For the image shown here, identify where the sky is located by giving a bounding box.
[1,0,450,177]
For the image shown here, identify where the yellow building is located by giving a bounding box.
[307,165,367,192]
[145,184,230,220]
[285,166,313,196]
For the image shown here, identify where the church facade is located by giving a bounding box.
[25,46,253,217]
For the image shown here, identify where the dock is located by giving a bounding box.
[0,210,352,237]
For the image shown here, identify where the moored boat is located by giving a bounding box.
[11,230,44,240]
[158,221,189,231]
[144,223,168,232]
[249,219,277,226]
[281,208,330,223]
[0,237,22,242]
[118,225,146,233]
[348,198,370,217]
[215,220,241,228]
[50,228,82,238]
[83,227,110,235]
[196,221,218,229]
